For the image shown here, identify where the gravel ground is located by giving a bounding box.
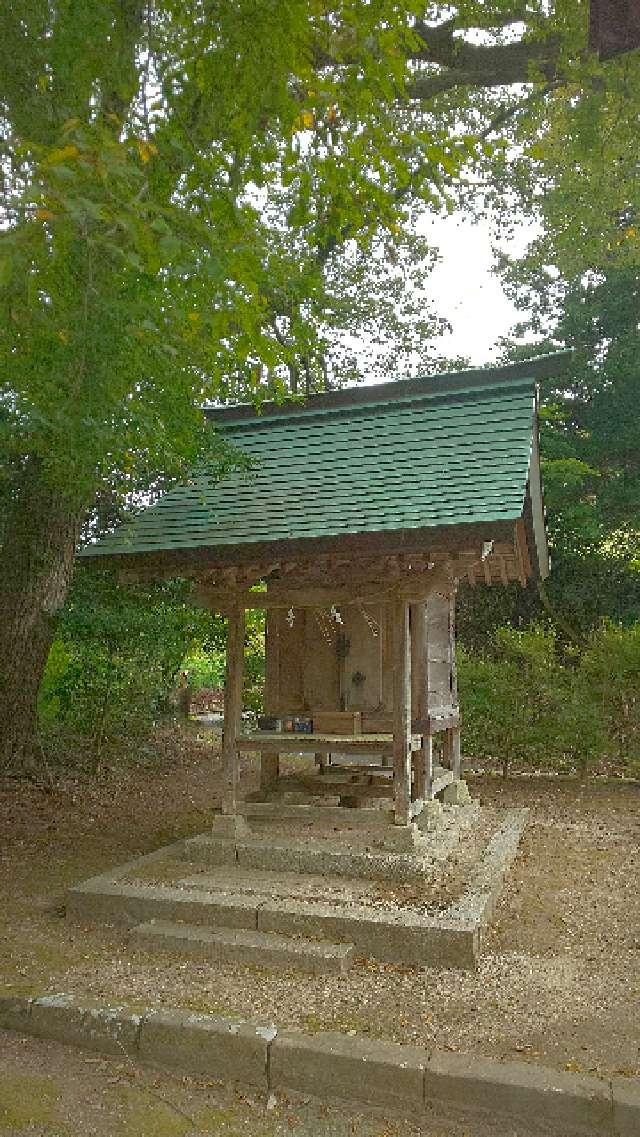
[0,1033,551,1137]
[1,733,638,1082]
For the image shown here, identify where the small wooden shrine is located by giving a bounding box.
[82,354,566,832]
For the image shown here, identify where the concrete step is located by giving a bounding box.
[182,832,429,881]
[132,919,355,974]
[176,864,399,905]
[239,802,396,829]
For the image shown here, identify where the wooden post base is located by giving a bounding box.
[259,751,279,792]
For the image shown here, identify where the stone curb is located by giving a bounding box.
[1,992,638,1134]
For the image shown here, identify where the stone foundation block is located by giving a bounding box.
[441,780,471,805]
[258,900,478,969]
[237,839,427,884]
[29,994,141,1056]
[139,1007,274,1088]
[68,881,257,931]
[181,834,238,865]
[425,1051,613,1135]
[270,1029,427,1114]
[0,993,33,1032]
[210,814,251,840]
[416,800,443,832]
[132,920,354,974]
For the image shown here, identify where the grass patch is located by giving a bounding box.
[0,1073,65,1132]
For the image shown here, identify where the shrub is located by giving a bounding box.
[459,625,560,776]
[579,620,640,771]
[39,568,214,756]
[459,624,609,777]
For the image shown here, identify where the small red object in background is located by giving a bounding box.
[589,0,640,59]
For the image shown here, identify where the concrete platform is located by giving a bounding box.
[132,920,355,974]
[182,833,436,882]
[66,807,528,971]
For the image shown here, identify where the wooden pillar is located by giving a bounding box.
[425,731,434,799]
[448,587,462,782]
[442,728,453,770]
[222,605,245,815]
[392,597,412,826]
[410,603,427,720]
[415,729,434,801]
[315,750,328,774]
[451,726,462,781]
[410,603,427,805]
[259,752,279,792]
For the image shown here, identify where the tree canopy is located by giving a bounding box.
[2,0,640,769]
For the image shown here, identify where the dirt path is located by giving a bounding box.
[1,731,638,1082]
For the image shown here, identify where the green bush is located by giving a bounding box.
[180,646,226,692]
[580,620,640,771]
[39,570,268,759]
[180,609,265,713]
[459,625,559,776]
[39,568,214,755]
[459,623,610,777]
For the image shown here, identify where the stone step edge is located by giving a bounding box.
[67,877,475,935]
[181,811,477,863]
[183,837,433,867]
[131,920,355,971]
[0,992,635,1136]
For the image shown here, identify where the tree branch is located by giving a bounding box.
[408,36,560,100]
[311,15,561,103]
[413,10,532,62]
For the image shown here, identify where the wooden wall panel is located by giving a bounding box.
[263,591,459,722]
[342,605,384,711]
[303,611,340,710]
[266,608,307,713]
[426,592,456,712]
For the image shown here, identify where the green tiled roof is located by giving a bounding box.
[81,355,568,561]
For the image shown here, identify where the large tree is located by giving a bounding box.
[0,1,624,769]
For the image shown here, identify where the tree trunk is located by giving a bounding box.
[0,461,86,775]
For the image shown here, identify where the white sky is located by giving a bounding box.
[417,210,534,364]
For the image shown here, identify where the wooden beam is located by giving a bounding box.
[263,610,280,712]
[221,606,245,815]
[198,567,460,613]
[111,519,518,583]
[413,712,460,733]
[424,732,434,800]
[235,732,423,756]
[441,728,452,771]
[392,597,412,826]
